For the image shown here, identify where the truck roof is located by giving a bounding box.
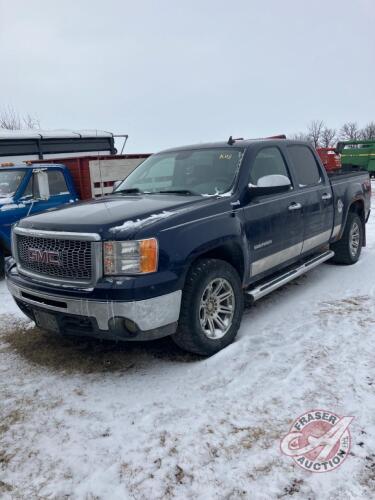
[0,129,114,140]
[0,163,67,171]
[160,138,310,153]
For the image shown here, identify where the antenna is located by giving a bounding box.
[227,136,244,145]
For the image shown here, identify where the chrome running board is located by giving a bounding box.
[246,250,334,302]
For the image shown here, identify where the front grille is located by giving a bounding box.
[16,234,93,282]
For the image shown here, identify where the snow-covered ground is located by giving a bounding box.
[1,200,375,499]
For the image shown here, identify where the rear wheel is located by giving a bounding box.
[331,212,363,265]
[172,259,244,355]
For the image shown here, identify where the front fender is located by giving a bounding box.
[158,209,247,289]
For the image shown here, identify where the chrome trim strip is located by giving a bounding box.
[251,241,303,276]
[301,230,331,253]
[247,250,334,302]
[251,229,333,277]
[14,227,101,241]
[6,280,182,332]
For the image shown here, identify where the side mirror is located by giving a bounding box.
[35,171,50,200]
[112,180,122,193]
[248,174,291,197]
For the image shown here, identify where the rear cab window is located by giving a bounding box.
[287,145,323,187]
[47,170,69,196]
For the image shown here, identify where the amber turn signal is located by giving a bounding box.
[139,238,158,273]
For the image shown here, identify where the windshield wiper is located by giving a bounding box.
[113,188,142,195]
[152,189,198,196]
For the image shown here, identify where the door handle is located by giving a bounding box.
[288,202,302,211]
[321,193,332,201]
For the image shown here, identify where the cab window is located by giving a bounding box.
[288,145,322,187]
[47,171,69,195]
[250,147,292,186]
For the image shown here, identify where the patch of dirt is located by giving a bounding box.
[0,322,200,374]
[0,480,12,493]
[318,295,375,328]
[0,408,25,436]
[278,478,304,497]
[360,453,375,492]
[319,295,371,316]
[0,449,14,467]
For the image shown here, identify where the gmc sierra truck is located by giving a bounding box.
[5,138,371,355]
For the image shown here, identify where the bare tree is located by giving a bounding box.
[0,105,40,130]
[23,113,40,129]
[360,121,375,141]
[339,122,360,141]
[289,131,311,142]
[0,105,21,129]
[320,127,337,148]
[307,120,325,148]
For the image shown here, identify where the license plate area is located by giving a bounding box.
[34,310,60,333]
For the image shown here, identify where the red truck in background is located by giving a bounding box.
[316,148,342,172]
[268,136,342,173]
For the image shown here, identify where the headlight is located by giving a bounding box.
[103,238,158,275]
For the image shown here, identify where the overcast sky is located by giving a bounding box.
[0,0,374,152]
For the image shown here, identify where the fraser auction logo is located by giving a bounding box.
[280,410,353,472]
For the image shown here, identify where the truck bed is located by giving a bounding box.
[327,166,368,181]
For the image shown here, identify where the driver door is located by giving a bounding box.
[243,146,305,279]
[21,169,72,216]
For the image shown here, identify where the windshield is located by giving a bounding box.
[0,170,25,198]
[115,148,244,196]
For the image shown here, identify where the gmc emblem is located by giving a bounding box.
[28,248,61,266]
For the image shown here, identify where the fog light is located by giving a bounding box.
[124,318,138,333]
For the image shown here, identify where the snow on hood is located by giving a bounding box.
[202,190,233,198]
[0,202,25,212]
[109,211,175,233]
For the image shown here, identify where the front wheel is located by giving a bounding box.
[331,212,363,265]
[172,259,244,356]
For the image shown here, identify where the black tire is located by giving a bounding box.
[172,258,244,356]
[331,212,363,265]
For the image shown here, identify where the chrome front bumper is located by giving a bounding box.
[6,279,182,333]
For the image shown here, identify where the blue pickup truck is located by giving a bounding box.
[6,138,371,355]
[0,165,78,278]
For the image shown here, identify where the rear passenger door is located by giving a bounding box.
[287,145,334,254]
[244,146,305,279]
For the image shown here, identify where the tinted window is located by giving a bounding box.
[288,146,321,187]
[48,171,68,195]
[250,147,291,185]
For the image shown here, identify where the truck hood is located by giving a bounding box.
[18,194,226,238]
